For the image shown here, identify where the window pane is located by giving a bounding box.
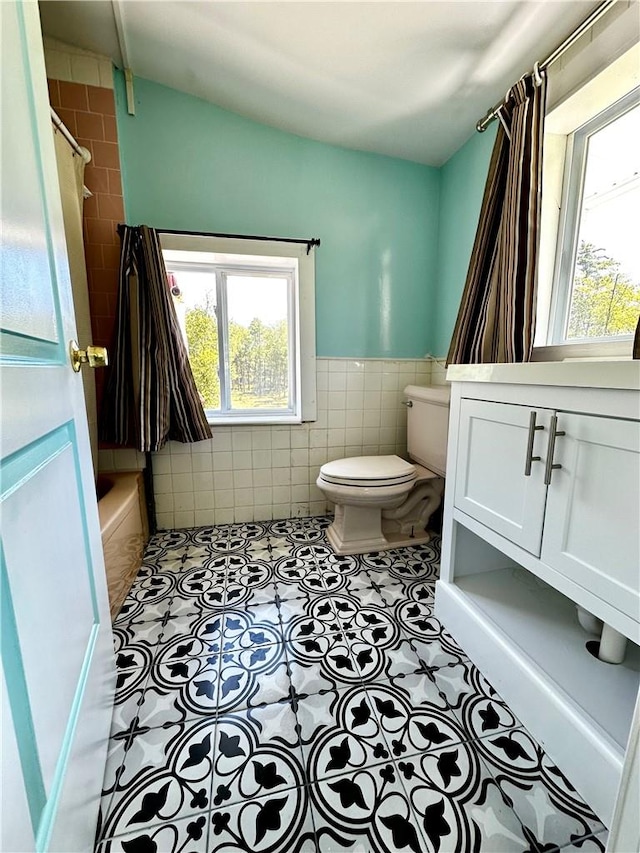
[166,270,221,410]
[566,104,640,340]
[226,275,290,410]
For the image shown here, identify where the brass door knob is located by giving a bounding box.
[70,340,109,372]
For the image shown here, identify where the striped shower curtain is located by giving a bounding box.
[100,225,212,451]
[447,74,546,364]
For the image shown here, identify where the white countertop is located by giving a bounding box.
[446,360,640,391]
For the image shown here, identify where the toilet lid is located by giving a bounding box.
[319,455,417,487]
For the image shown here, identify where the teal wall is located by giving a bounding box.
[115,73,440,358]
[432,125,497,356]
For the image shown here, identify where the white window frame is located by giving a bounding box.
[547,86,640,348]
[161,233,317,425]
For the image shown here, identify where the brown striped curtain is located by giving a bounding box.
[447,74,546,364]
[100,225,212,451]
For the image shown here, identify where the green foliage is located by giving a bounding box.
[184,307,220,408]
[567,241,640,339]
[184,308,289,411]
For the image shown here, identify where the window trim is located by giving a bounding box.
[547,86,640,347]
[161,233,316,425]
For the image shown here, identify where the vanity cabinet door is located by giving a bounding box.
[454,400,550,554]
[541,412,640,623]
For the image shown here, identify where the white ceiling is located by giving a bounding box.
[38,0,601,166]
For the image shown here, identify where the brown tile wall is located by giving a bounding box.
[48,79,123,414]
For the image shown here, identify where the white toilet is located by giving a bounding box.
[317,385,450,555]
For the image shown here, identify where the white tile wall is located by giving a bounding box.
[100,357,436,529]
[43,37,114,89]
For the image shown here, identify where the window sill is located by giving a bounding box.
[532,340,634,362]
[207,415,304,427]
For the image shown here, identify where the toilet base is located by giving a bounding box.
[326,504,432,556]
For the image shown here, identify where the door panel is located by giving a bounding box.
[541,412,640,623]
[454,399,550,555]
[0,3,115,851]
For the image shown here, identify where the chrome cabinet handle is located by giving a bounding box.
[544,414,565,485]
[524,410,544,476]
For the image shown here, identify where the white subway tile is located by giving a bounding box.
[214,471,234,490]
[232,451,252,470]
[271,449,290,468]
[153,474,172,494]
[316,372,329,391]
[315,359,329,373]
[153,454,172,475]
[215,509,234,524]
[327,392,346,411]
[272,503,291,519]
[327,428,345,447]
[290,429,309,449]
[194,509,215,526]
[291,467,308,486]
[155,494,174,514]
[234,488,254,507]
[327,410,346,429]
[345,409,363,428]
[291,449,309,467]
[70,54,101,86]
[194,491,215,510]
[212,451,233,471]
[253,487,273,506]
[174,511,195,528]
[328,372,347,391]
[364,360,382,373]
[253,469,272,487]
[232,432,252,451]
[309,448,328,467]
[252,450,272,469]
[272,468,291,486]
[271,430,291,449]
[191,454,213,473]
[233,470,253,489]
[171,454,193,474]
[309,501,327,516]
[156,511,174,531]
[381,373,399,391]
[174,492,195,512]
[328,359,346,372]
[172,472,194,493]
[363,409,380,427]
[253,506,274,521]
[192,438,214,453]
[344,445,362,457]
[234,507,255,523]
[169,441,191,454]
[364,373,382,391]
[381,391,398,409]
[380,427,396,445]
[344,427,363,445]
[291,502,310,517]
[216,491,235,509]
[193,472,213,492]
[346,372,365,391]
[212,432,232,451]
[363,427,380,445]
[251,431,272,450]
[272,486,291,503]
[309,429,327,448]
[363,391,381,410]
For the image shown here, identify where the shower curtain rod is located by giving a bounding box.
[475,0,617,132]
[50,107,92,163]
[117,225,321,255]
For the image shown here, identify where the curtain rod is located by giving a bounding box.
[118,225,321,255]
[476,0,617,132]
[50,107,92,163]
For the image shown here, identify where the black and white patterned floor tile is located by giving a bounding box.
[97,517,606,853]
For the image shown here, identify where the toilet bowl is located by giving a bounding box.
[317,385,450,555]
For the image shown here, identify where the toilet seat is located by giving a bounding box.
[319,455,417,488]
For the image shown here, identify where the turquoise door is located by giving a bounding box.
[1,2,115,850]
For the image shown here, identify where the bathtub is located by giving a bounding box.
[97,472,148,620]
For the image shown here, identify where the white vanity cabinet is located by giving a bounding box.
[455,399,640,623]
[436,362,640,831]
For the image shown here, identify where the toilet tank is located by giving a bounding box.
[404,385,451,476]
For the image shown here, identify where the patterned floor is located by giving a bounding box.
[96,517,608,853]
